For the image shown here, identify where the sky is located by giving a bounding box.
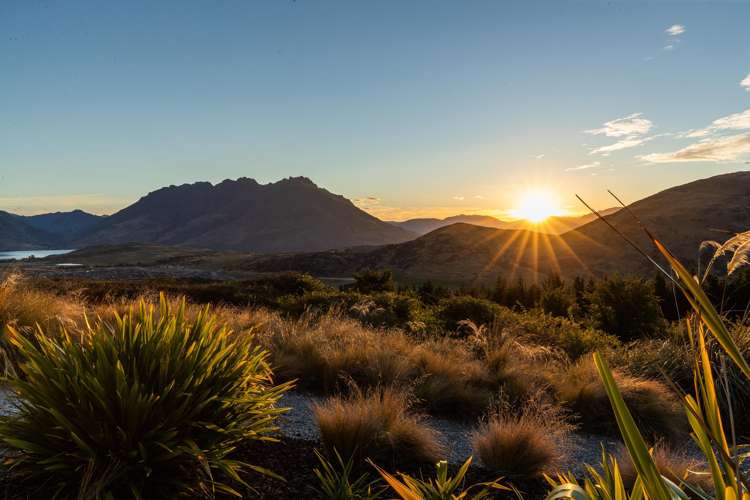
[2,0,750,220]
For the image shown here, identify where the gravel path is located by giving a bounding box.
[279,392,623,473]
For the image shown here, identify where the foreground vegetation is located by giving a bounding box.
[1,230,750,497]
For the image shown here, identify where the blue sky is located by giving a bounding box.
[2,0,749,219]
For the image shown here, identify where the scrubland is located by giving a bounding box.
[1,255,750,498]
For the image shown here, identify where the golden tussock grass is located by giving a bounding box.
[554,358,687,442]
[313,386,444,467]
[471,394,573,479]
[616,443,714,494]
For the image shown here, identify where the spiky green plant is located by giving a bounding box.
[0,295,292,499]
[370,456,512,500]
[313,449,383,500]
[546,230,750,500]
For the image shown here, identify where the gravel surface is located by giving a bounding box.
[279,391,627,473]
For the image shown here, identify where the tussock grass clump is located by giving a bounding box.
[615,444,713,494]
[313,387,444,467]
[0,296,290,498]
[554,358,686,442]
[471,396,572,479]
[260,313,415,391]
[0,273,82,333]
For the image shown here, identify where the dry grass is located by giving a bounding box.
[554,358,687,442]
[313,386,445,467]
[471,395,573,479]
[616,444,713,494]
[257,313,415,391]
[0,273,83,334]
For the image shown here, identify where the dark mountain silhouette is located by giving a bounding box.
[19,210,105,241]
[0,211,59,251]
[75,177,416,252]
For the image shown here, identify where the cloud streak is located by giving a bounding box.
[587,113,653,138]
[640,133,750,163]
[586,113,653,155]
[742,73,750,92]
[665,24,685,36]
[565,161,601,171]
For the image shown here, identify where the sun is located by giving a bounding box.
[510,188,563,223]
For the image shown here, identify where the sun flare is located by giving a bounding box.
[510,189,564,223]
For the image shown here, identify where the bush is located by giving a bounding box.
[539,284,575,318]
[494,308,619,361]
[313,387,444,468]
[438,296,502,332]
[584,275,667,341]
[351,269,396,294]
[0,297,290,498]
[554,358,686,442]
[350,292,424,330]
[471,396,572,479]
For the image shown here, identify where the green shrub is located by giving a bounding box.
[584,275,666,341]
[314,449,384,500]
[355,292,423,329]
[277,290,355,316]
[438,296,502,332]
[351,269,396,294]
[0,297,290,498]
[539,285,575,318]
[495,308,619,361]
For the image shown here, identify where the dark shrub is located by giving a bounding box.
[0,297,290,498]
[438,296,502,332]
[584,274,666,341]
[351,269,396,294]
[539,284,575,318]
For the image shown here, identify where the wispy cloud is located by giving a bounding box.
[587,113,653,138]
[742,73,750,92]
[565,161,601,172]
[452,195,465,201]
[473,195,484,199]
[640,133,750,163]
[665,24,685,36]
[663,44,675,51]
[535,154,545,159]
[681,108,750,138]
[586,113,653,155]
[591,137,651,155]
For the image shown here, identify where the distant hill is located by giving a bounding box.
[245,171,750,283]
[0,211,59,251]
[19,210,105,241]
[75,177,416,252]
[389,209,620,236]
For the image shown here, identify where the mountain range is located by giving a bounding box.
[1,177,607,253]
[1,177,414,252]
[5,171,750,285]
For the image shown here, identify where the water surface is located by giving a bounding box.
[0,249,74,261]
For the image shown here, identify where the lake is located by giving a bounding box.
[0,249,74,261]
